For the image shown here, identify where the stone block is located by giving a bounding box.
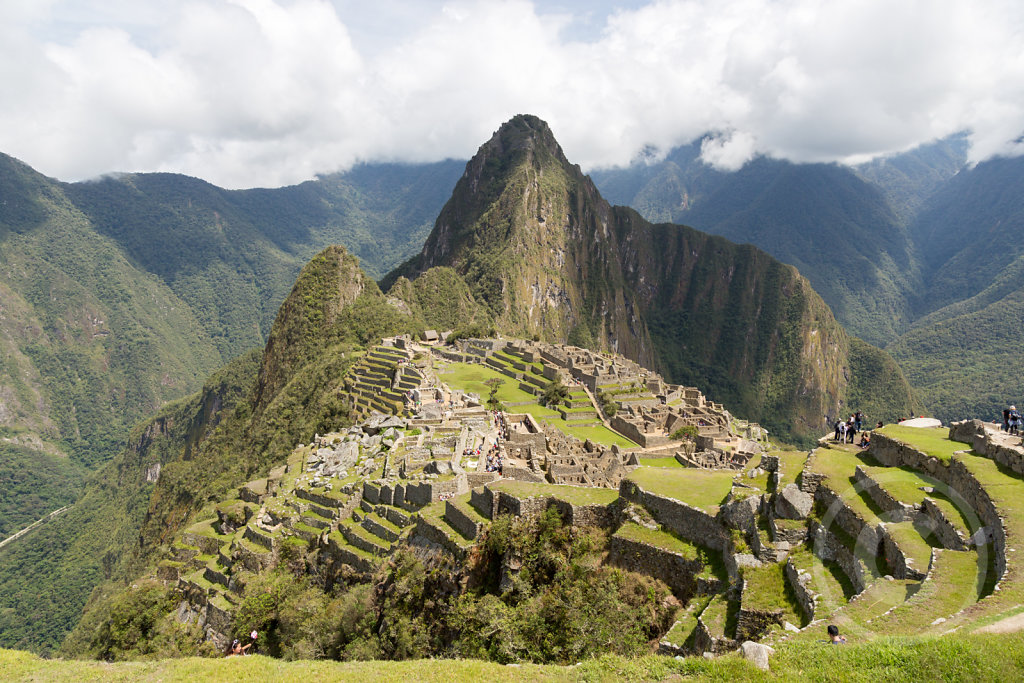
[775,484,813,519]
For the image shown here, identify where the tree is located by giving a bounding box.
[484,377,505,411]
[540,380,569,407]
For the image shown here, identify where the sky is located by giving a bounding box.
[1,0,1023,189]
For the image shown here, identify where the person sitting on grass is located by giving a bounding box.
[858,431,870,449]
[226,639,252,656]
[827,624,846,644]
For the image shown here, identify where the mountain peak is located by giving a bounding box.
[485,114,564,159]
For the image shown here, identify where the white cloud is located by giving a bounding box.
[0,0,1022,187]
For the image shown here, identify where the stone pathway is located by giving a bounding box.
[0,505,70,551]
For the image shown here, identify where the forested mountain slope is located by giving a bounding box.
[590,147,921,344]
[0,153,461,558]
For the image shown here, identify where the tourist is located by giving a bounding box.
[858,431,870,449]
[834,419,842,442]
[226,638,252,656]
[876,421,883,429]
[1011,406,1021,436]
[837,420,847,444]
[854,411,863,432]
[826,624,846,644]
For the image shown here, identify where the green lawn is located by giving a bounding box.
[437,363,636,447]
[626,467,735,513]
[869,548,984,636]
[860,464,978,536]
[636,456,684,468]
[885,521,937,575]
[664,596,710,647]
[557,422,637,448]
[774,449,810,489]
[9,634,1024,681]
[437,362,556,412]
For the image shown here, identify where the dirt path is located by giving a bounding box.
[975,610,1024,634]
[0,505,70,552]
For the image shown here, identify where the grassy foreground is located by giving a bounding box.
[6,633,1024,682]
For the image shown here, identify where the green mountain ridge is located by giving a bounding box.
[0,116,915,653]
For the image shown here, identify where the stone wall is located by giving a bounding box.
[736,599,783,641]
[878,524,926,580]
[502,465,547,483]
[619,478,729,552]
[951,419,1024,477]
[466,472,500,489]
[403,475,468,507]
[607,534,703,600]
[853,466,916,522]
[471,486,495,519]
[411,516,468,562]
[813,483,883,557]
[486,488,617,529]
[920,498,967,550]
[808,520,868,594]
[444,500,483,540]
[610,415,651,447]
[784,557,817,621]
[323,532,377,573]
[694,614,738,655]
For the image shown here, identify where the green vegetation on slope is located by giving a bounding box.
[0,351,259,655]
[0,444,84,540]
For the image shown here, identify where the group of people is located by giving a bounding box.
[1002,406,1021,435]
[833,411,865,444]
[483,443,504,474]
[492,410,509,441]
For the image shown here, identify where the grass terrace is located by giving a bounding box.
[885,521,938,573]
[860,464,979,536]
[555,422,637,448]
[614,521,700,560]
[487,480,620,506]
[774,449,810,489]
[663,596,710,649]
[438,362,559,412]
[869,427,1024,629]
[742,562,805,628]
[876,425,964,462]
[870,549,984,635]
[626,467,735,513]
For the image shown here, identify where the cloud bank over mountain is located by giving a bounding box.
[2,0,1023,188]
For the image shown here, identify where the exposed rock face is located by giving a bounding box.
[387,115,916,442]
[721,493,761,530]
[776,484,814,520]
[741,640,774,671]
